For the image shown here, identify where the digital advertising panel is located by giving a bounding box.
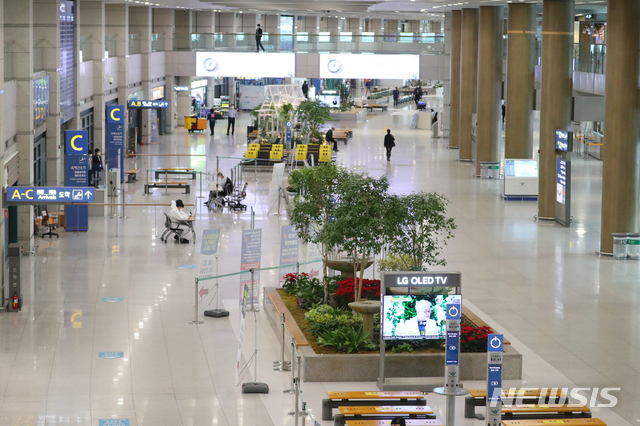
[196,52,295,78]
[319,54,419,79]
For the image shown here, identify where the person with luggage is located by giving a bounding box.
[227,105,237,135]
[207,109,216,136]
[413,86,423,108]
[256,24,265,52]
[326,127,338,152]
[384,129,395,161]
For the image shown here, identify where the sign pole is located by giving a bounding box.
[486,334,504,425]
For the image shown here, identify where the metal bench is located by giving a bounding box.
[154,168,197,179]
[323,391,427,421]
[334,406,435,426]
[144,181,191,194]
[465,389,566,419]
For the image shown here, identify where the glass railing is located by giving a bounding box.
[151,33,165,52]
[173,32,445,54]
[129,34,141,55]
[573,42,605,74]
[105,35,117,58]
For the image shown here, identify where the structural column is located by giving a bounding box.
[154,8,175,133]
[441,12,452,139]
[448,10,461,148]
[129,6,152,140]
[174,9,192,50]
[600,0,640,252]
[538,0,574,218]
[476,6,503,175]
[105,4,129,108]
[0,0,5,268]
[195,10,214,33]
[459,8,478,161]
[505,3,536,159]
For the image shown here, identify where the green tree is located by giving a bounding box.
[325,169,392,302]
[288,163,340,302]
[296,99,332,142]
[386,192,456,270]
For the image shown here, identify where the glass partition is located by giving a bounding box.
[129,34,141,55]
[151,33,165,52]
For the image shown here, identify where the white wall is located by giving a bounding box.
[127,54,142,85]
[104,56,118,92]
[150,52,166,80]
[78,62,94,101]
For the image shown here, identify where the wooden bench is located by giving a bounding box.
[364,104,388,112]
[501,404,591,420]
[154,168,197,180]
[144,181,191,194]
[502,419,606,426]
[323,391,427,421]
[334,406,435,426]
[346,420,443,426]
[465,388,566,419]
[125,169,140,183]
[265,291,309,348]
[333,129,353,145]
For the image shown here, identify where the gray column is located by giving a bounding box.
[177,76,192,124]
[448,10,461,148]
[153,8,175,133]
[34,0,62,186]
[242,13,258,33]
[475,6,503,176]
[442,12,452,139]
[80,0,106,154]
[174,9,191,50]
[600,0,640,253]
[6,0,34,248]
[105,4,129,106]
[219,12,238,33]
[0,0,5,270]
[504,3,536,159]
[129,6,152,140]
[459,8,478,161]
[538,0,574,218]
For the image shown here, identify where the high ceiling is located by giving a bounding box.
[114,0,607,21]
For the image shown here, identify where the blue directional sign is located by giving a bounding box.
[286,130,292,144]
[99,420,129,426]
[555,129,572,152]
[128,100,170,108]
[7,187,95,203]
[65,130,88,154]
[107,105,125,124]
[66,155,89,186]
[106,105,125,182]
[174,86,190,92]
[487,364,502,403]
[102,298,124,303]
[98,352,124,359]
[487,334,504,352]
[446,331,459,365]
[286,120,292,128]
[446,303,461,320]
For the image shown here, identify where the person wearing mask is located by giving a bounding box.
[255,24,265,52]
[167,199,191,243]
[326,127,338,152]
[384,129,395,161]
[207,108,216,136]
[302,81,309,99]
[393,87,400,108]
[227,105,237,135]
[91,148,103,187]
[205,172,233,206]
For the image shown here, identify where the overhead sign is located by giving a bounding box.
[319,54,419,79]
[102,298,123,303]
[128,100,170,108]
[65,130,88,155]
[99,420,129,426]
[174,85,190,92]
[7,187,95,203]
[196,52,296,78]
[555,129,572,152]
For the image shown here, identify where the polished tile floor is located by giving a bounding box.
[2,105,638,426]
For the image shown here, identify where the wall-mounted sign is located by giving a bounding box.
[128,100,170,108]
[555,158,571,227]
[151,86,165,100]
[7,187,95,203]
[33,75,50,128]
[196,52,295,78]
[174,85,190,92]
[319,54,419,79]
[383,272,461,288]
[555,129,573,152]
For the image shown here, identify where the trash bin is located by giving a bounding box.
[432,121,439,137]
[612,233,628,259]
[626,233,640,260]
[480,162,500,179]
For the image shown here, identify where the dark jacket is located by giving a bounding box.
[302,83,309,94]
[325,129,334,142]
[384,133,395,148]
[207,111,216,123]
[92,154,103,171]
[413,87,422,101]
[256,27,263,39]
[393,89,400,100]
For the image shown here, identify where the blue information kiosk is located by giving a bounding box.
[65,130,89,231]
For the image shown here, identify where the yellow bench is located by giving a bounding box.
[334,406,435,426]
[465,389,566,419]
[502,419,606,426]
[346,421,443,426]
[323,391,427,421]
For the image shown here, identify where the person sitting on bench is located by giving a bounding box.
[391,417,407,426]
[167,199,191,243]
[205,172,233,206]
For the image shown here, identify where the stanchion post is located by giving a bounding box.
[154,206,157,237]
[273,313,291,371]
[164,169,169,196]
[197,171,204,199]
[188,278,204,324]
[284,336,295,394]
[254,159,257,183]
[301,402,307,426]
[296,262,300,275]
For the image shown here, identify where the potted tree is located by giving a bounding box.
[296,99,332,144]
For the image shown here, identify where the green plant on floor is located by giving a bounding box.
[282,272,312,295]
[296,99,332,142]
[296,277,324,310]
[304,304,363,335]
[339,84,356,112]
[317,326,372,353]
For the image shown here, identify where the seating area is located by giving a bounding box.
[144,180,191,194]
[465,388,566,419]
[501,404,591,420]
[323,391,427,421]
[244,143,284,164]
[125,169,140,183]
[333,128,353,145]
[153,167,197,179]
[334,405,435,426]
[502,420,606,426]
[364,104,389,112]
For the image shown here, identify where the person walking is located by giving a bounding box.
[227,105,237,135]
[255,24,265,52]
[90,148,103,187]
[393,87,400,107]
[384,129,395,161]
[326,127,338,152]
[207,108,216,136]
[302,81,309,99]
[365,80,372,98]
[413,85,423,108]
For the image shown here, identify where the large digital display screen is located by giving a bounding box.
[505,160,538,178]
[555,129,572,152]
[319,54,419,79]
[196,52,295,78]
[317,95,340,108]
[381,294,461,340]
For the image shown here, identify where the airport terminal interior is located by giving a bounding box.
[0,0,639,425]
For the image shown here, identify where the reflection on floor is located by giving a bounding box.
[3,106,638,426]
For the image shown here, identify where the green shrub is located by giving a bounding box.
[317,326,372,353]
[305,304,362,335]
[296,279,324,309]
